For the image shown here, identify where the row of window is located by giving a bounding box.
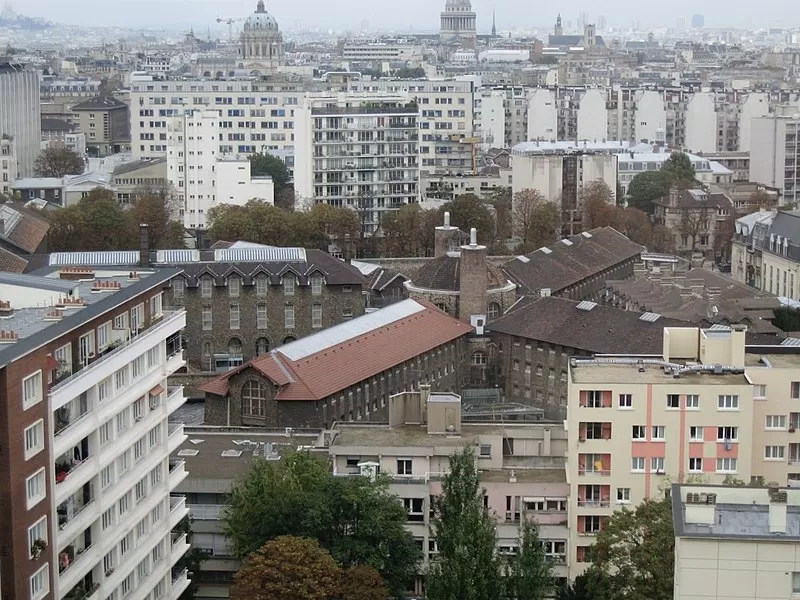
[200,303,326,331]
[186,273,328,299]
[584,385,800,410]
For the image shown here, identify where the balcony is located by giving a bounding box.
[169,458,187,489]
[166,386,185,415]
[171,532,190,557]
[58,530,96,592]
[57,483,94,537]
[170,567,190,600]
[55,437,91,485]
[168,423,186,454]
[64,578,99,600]
[188,503,225,520]
[577,469,611,477]
[169,495,188,529]
[54,393,90,438]
[577,499,611,508]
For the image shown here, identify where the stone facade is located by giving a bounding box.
[205,338,466,429]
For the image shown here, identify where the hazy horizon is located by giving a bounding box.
[5,0,798,31]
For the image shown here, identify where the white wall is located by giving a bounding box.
[739,92,770,154]
[748,116,782,189]
[293,100,314,207]
[577,88,608,142]
[527,89,557,142]
[685,92,717,154]
[477,91,506,149]
[634,90,666,143]
[216,160,275,207]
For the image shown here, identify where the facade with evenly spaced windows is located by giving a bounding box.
[0,264,189,600]
[159,245,366,370]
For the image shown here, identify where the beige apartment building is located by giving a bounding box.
[328,387,570,593]
[672,483,800,600]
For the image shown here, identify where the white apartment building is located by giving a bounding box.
[474,89,506,149]
[340,41,424,65]
[294,94,419,231]
[1,135,18,195]
[0,63,41,177]
[0,262,190,600]
[617,151,733,196]
[166,109,274,231]
[749,113,800,206]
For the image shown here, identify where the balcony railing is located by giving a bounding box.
[55,456,90,485]
[59,541,93,575]
[51,310,184,393]
[187,504,224,520]
[58,489,94,530]
[172,567,188,584]
[65,582,99,600]
[577,469,611,477]
[577,499,611,507]
[54,396,90,437]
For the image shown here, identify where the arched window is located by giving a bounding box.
[471,351,488,366]
[282,336,296,345]
[228,337,243,356]
[242,380,266,418]
[202,340,213,357]
[256,338,269,356]
[488,302,501,320]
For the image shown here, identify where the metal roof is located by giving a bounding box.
[0,272,79,293]
[214,247,307,263]
[156,249,200,264]
[780,337,800,347]
[49,251,140,266]
[639,312,662,322]
[576,300,597,311]
[278,299,426,362]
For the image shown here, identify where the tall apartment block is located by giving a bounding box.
[0,263,190,600]
[294,94,420,232]
[1,135,18,195]
[566,324,800,577]
[749,113,800,206]
[0,63,41,178]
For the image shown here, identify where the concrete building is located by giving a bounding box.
[294,94,419,232]
[439,0,477,48]
[166,109,274,231]
[652,188,734,258]
[672,484,800,600]
[41,133,87,159]
[527,89,557,142]
[110,158,168,206]
[575,88,607,143]
[199,298,473,428]
[328,387,569,593]
[0,264,190,600]
[749,113,800,207]
[757,211,800,299]
[0,63,41,178]
[71,97,130,158]
[731,209,776,289]
[1,135,18,195]
[474,89,506,149]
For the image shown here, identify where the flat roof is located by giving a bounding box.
[570,363,749,386]
[745,353,800,368]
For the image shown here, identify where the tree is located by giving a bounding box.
[382,202,438,257]
[556,571,611,600]
[34,145,84,178]
[661,151,699,190]
[518,202,561,253]
[677,206,712,253]
[586,496,674,600]
[132,190,184,249]
[626,171,668,214]
[489,187,513,241]
[335,565,390,600]
[616,207,653,247]
[207,200,292,246]
[173,516,208,600]
[47,188,136,252]
[505,520,552,600]
[513,189,547,243]
[714,213,736,261]
[773,307,800,332]
[223,452,420,597]
[426,447,504,600]
[230,536,340,600]
[440,194,495,244]
[582,181,616,230]
[248,153,290,190]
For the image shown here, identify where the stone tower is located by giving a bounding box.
[458,227,488,324]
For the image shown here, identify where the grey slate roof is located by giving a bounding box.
[0,271,79,293]
[760,211,800,262]
[71,96,128,111]
[111,157,167,177]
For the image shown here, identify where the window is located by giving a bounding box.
[651,425,665,440]
[584,515,602,533]
[115,366,128,390]
[28,516,47,558]
[118,491,131,516]
[101,464,114,489]
[471,351,488,365]
[98,377,111,402]
[479,443,491,457]
[172,277,185,298]
[792,382,800,399]
[792,572,800,593]
[147,346,160,369]
[765,445,785,460]
[149,426,160,447]
[688,458,703,472]
[120,531,133,556]
[228,276,240,297]
[100,419,114,445]
[132,355,145,379]
[242,381,267,418]
[102,508,115,531]
[632,425,646,440]
[666,394,680,409]
[256,274,268,296]
[229,303,240,329]
[312,303,322,328]
[150,464,162,487]
[753,384,767,399]
[717,426,738,441]
[616,488,631,504]
[22,371,43,409]
[631,457,645,472]
[202,307,212,330]
[716,458,738,473]
[97,321,110,350]
[585,390,605,407]
[113,312,128,331]
[24,419,44,459]
[403,498,425,522]
[117,450,130,475]
[311,274,323,295]
[650,457,665,472]
[283,275,295,296]
[135,478,147,502]
[30,564,49,600]
[718,394,739,410]
[618,393,632,408]
[200,276,213,298]
[134,436,146,461]
[26,468,45,507]
[256,304,268,329]
[686,394,699,409]
[488,302,501,319]
[766,415,787,429]
[397,459,412,475]
[689,426,704,441]
[116,408,129,433]
[284,304,295,329]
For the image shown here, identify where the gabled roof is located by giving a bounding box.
[653,189,734,210]
[0,246,28,273]
[503,227,645,295]
[199,299,473,400]
[0,203,50,254]
[71,96,128,111]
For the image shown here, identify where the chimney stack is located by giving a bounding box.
[434,211,460,257]
[459,228,487,324]
[139,223,150,267]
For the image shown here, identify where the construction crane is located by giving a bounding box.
[216,17,244,43]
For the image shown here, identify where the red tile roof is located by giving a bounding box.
[199,300,473,400]
[0,247,28,273]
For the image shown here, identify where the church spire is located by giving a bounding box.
[491,9,496,36]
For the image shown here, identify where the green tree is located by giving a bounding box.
[626,171,668,214]
[34,145,84,177]
[505,520,552,600]
[440,194,495,244]
[773,307,800,332]
[556,571,612,600]
[517,202,561,253]
[382,203,438,257]
[230,536,340,600]
[47,188,136,252]
[131,190,184,249]
[173,516,208,600]
[426,447,504,600]
[661,151,699,190]
[207,200,292,246]
[586,496,674,600]
[489,187,512,240]
[335,565,390,600]
[248,153,290,190]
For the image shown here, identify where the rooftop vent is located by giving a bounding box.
[581,231,593,238]
[576,300,597,311]
[91,279,122,292]
[59,266,95,281]
[516,255,530,263]
[561,238,574,246]
[0,300,11,316]
[539,247,552,254]
[56,296,86,308]
[44,309,64,322]
[639,312,661,322]
[0,329,19,343]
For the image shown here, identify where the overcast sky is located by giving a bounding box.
[9,0,797,31]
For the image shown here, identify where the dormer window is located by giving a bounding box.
[228,276,240,297]
[255,274,268,296]
[200,276,213,298]
[283,275,295,296]
[310,274,323,296]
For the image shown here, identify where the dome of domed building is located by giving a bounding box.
[405,212,517,322]
[237,0,284,75]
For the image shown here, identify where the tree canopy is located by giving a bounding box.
[381,202,438,257]
[626,151,700,214]
[248,152,290,190]
[439,194,495,244]
[223,451,420,596]
[34,146,85,178]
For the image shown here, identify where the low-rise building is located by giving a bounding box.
[109,158,168,205]
[652,188,734,258]
[71,96,130,157]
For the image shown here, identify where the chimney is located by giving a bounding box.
[139,223,150,267]
[459,228,487,324]
[434,211,460,257]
